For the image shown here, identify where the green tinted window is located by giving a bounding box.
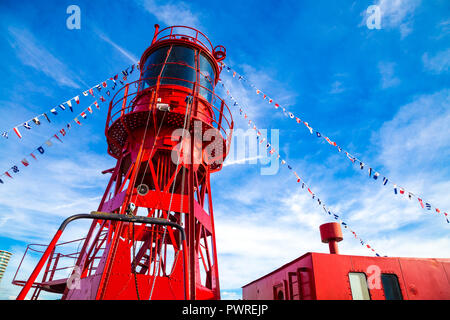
[142,45,215,100]
[198,53,215,102]
[381,274,403,300]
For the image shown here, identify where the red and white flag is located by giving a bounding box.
[13,127,22,139]
[418,198,425,208]
[303,122,313,134]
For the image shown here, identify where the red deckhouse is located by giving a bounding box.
[242,223,450,300]
[14,25,233,300]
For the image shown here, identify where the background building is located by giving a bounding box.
[0,250,13,284]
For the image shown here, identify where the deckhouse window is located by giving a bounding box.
[381,274,403,300]
[348,272,371,300]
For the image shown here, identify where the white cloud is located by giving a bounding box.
[139,0,201,29]
[422,49,450,74]
[329,80,345,94]
[435,19,450,39]
[7,27,83,89]
[223,155,263,167]
[378,62,400,89]
[219,63,299,128]
[375,89,450,172]
[377,0,420,26]
[0,151,114,243]
[96,32,139,64]
[221,290,241,300]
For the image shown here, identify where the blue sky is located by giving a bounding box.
[0,0,449,300]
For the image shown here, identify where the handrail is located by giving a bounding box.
[109,78,232,127]
[16,212,188,300]
[106,77,233,155]
[152,26,214,53]
[12,236,89,286]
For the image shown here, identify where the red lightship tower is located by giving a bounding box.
[14,25,233,300]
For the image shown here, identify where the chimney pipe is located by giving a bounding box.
[319,222,343,254]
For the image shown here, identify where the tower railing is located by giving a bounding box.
[12,239,94,300]
[106,77,234,155]
[152,26,214,53]
[15,213,189,300]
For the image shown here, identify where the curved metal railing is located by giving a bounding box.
[152,26,214,53]
[12,233,107,292]
[106,77,234,154]
[15,213,189,300]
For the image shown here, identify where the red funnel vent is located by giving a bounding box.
[319,222,343,254]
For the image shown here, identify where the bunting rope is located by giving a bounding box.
[220,81,385,257]
[220,62,449,224]
[1,63,139,141]
[0,100,104,184]
[219,80,381,257]
[0,63,140,184]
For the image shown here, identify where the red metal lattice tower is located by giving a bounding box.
[15,25,233,300]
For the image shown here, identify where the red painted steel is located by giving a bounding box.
[319,222,343,254]
[14,24,448,302]
[13,25,233,300]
